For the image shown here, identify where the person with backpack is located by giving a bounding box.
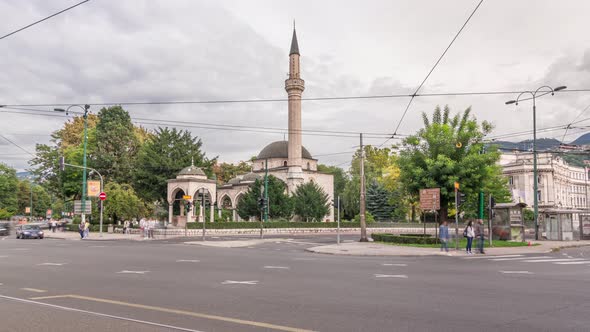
[464,220,475,254]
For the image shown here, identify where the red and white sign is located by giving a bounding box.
[99,192,107,201]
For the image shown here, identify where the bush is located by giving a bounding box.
[186,221,362,229]
[371,233,439,244]
[398,233,432,238]
[353,212,375,223]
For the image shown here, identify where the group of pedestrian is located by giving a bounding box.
[139,218,157,239]
[78,221,90,239]
[438,219,486,254]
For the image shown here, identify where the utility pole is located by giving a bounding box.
[29,180,33,221]
[454,183,459,250]
[489,194,494,246]
[359,133,368,242]
[337,195,341,245]
[264,159,269,222]
[201,188,206,242]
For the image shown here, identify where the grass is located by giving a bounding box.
[376,239,539,248]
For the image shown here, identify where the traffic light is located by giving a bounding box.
[97,200,102,212]
[457,191,467,207]
[490,196,496,209]
[258,198,267,209]
[185,201,192,212]
[59,156,65,171]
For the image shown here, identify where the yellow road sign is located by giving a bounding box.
[183,195,192,200]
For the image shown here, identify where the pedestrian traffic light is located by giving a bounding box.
[59,156,65,171]
[490,196,496,209]
[97,200,102,212]
[457,191,467,207]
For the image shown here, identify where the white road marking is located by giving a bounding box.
[292,258,316,261]
[264,266,290,269]
[500,271,533,274]
[176,259,200,263]
[221,280,258,285]
[37,263,66,266]
[554,260,590,265]
[211,237,219,239]
[374,274,408,278]
[275,249,281,251]
[0,295,206,332]
[0,255,7,258]
[10,248,30,251]
[490,256,551,261]
[463,254,524,260]
[522,258,586,263]
[89,245,106,248]
[117,270,149,274]
[21,288,47,293]
[382,263,407,266]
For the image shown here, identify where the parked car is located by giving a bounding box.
[0,223,10,236]
[16,224,44,239]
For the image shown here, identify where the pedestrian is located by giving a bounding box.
[140,218,147,239]
[123,220,129,235]
[475,219,485,254]
[78,222,84,239]
[439,220,450,253]
[148,219,155,239]
[464,220,475,254]
[51,220,57,233]
[84,221,90,239]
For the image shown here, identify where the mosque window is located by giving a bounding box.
[283,161,287,167]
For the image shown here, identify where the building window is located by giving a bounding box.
[307,162,310,170]
[508,176,514,186]
[537,190,542,202]
[283,161,287,167]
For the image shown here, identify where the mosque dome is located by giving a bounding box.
[256,141,313,160]
[177,165,206,177]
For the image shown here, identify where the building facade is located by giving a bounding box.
[500,152,589,210]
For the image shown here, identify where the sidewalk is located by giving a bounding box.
[305,240,590,257]
[44,231,147,241]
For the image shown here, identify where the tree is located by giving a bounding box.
[317,164,348,201]
[236,175,292,220]
[102,182,148,224]
[292,181,330,221]
[94,106,139,184]
[212,161,252,184]
[397,105,510,221]
[132,127,215,203]
[366,181,393,221]
[16,180,51,217]
[0,163,18,215]
[342,175,360,220]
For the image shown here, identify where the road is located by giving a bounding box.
[1,234,589,332]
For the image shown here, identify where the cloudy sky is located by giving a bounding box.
[1,0,589,171]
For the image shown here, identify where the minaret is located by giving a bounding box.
[285,24,305,190]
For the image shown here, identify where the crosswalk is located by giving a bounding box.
[461,254,590,267]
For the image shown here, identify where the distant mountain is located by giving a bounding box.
[16,171,31,180]
[489,138,562,152]
[570,132,590,145]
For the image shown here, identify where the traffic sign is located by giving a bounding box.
[183,195,192,200]
[99,192,107,201]
[419,188,440,211]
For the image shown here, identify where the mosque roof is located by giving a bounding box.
[256,141,312,160]
[290,27,299,55]
[177,165,206,177]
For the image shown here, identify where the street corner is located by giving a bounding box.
[305,242,458,257]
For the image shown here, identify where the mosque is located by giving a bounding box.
[166,27,334,225]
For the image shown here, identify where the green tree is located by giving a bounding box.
[133,127,215,203]
[342,175,360,220]
[102,182,147,224]
[16,180,51,217]
[212,161,252,184]
[397,105,510,221]
[94,106,139,184]
[366,181,393,221]
[0,163,18,215]
[236,175,292,220]
[292,181,330,222]
[317,164,348,201]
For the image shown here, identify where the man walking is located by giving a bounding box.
[475,219,486,254]
[439,221,450,253]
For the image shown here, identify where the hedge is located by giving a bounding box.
[371,233,439,245]
[65,224,108,232]
[186,221,362,229]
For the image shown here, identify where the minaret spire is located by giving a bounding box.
[285,23,305,192]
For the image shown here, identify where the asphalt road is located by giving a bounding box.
[1,235,589,332]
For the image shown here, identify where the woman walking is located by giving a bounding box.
[439,221,450,253]
[465,221,475,254]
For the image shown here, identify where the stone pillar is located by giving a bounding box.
[210,203,214,223]
[168,202,173,226]
[233,209,237,222]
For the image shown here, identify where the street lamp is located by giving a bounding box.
[506,85,567,240]
[54,105,90,225]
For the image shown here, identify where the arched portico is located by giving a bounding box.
[167,164,217,227]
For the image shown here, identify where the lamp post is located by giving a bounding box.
[89,170,104,237]
[54,105,90,225]
[506,86,566,240]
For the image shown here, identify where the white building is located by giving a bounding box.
[500,152,589,210]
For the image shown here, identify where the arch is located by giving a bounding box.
[283,160,288,167]
[220,194,232,209]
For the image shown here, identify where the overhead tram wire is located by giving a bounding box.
[390,0,486,140]
[0,0,92,41]
[3,89,590,109]
[0,134,35,157]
